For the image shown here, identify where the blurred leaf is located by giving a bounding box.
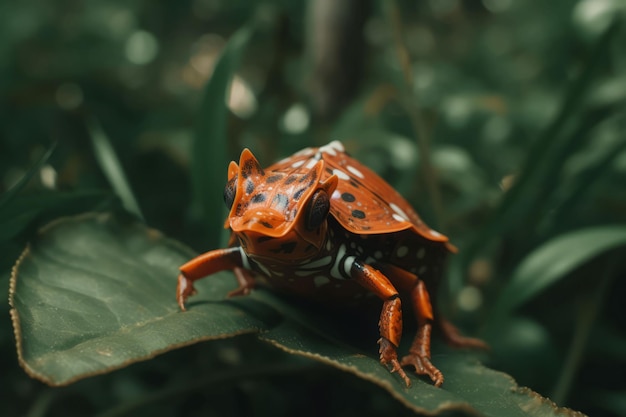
[0,190,111,242]
[191,25,253,248]
[495,226,626,316]
[0,143,55,209]
[9,213,274,386]
[458,20,620,258]
[542,125,626,234]
[88,118,144,220]
[451,18,622,293]
[589,389,626,416]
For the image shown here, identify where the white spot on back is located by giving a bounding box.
[374,250,383,259]
[417,247,426,259]
[291,160,305,168]
[390,203,410,220]
[392,213,406,222]
[304,158,318,169]
[430,230,442,238]
[346,165,364,179]
[397,246,409,257]
[333,169,350,180]
[295,147,315,156]
[418,265,427,275]
[319,141,345,156]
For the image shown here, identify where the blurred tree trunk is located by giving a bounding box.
[305,0,371,125]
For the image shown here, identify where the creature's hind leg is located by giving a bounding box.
[438,317,489,350]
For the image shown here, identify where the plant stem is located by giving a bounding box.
[385,0,444,229]
[551,257,617,404]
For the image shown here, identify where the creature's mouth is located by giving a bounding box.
[236,231,323,265]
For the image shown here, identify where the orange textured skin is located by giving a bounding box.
[177,141,486,387]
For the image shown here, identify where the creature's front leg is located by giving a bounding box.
[177,247,252,310]
[400,280,443,387]
[350,259,411,387]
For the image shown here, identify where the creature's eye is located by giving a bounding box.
[224,175,238,209]
[305,189,330,231]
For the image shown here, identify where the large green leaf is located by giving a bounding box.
[9,213,586,416]
[9,213,273,386]
[261,321,580,417]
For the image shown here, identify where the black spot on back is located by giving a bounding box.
[352,209,366,219]
[341,192,356,202]
[260,221,273,229]
[285,175,298,185]
[257,236,274,243]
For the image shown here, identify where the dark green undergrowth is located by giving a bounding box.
[2,1,626,416]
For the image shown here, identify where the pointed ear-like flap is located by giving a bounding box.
[238,149,265,179]
[227,161,239,181]
[320,173,338,195]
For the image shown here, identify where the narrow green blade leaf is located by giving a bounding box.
[191,25,253,248]
[9,213,274,386]
[496,226,626,315]
[88,118,144,220]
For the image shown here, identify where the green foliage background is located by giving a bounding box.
[2,0,626,416]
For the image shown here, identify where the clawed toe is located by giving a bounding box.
[401,353,444,387]
[176,274,197,311]
[378,338,411,387]
[227,286,252,298]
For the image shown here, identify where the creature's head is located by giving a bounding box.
[224,149,338,264]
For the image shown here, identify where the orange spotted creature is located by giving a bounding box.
[177,141,486,387]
